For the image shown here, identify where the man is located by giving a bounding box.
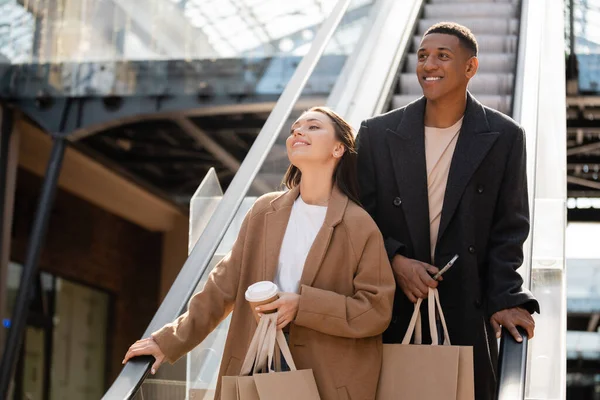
[356,22,539,399]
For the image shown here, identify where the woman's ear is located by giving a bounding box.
[333,143,345,158]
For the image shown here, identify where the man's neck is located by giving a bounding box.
[424,92,468,128]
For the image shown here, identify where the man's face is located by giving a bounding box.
[416,33,477,102]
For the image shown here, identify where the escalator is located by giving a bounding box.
[391,0,518,114]
[103,0,567,399]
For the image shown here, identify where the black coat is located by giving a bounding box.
[356,93,540,400]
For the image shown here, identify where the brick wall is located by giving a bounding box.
[11,168,163,387]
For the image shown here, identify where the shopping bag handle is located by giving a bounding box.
[240,313,298,376]
[263,313,297,372]
[254,313,278,373]
[402,288,451,345]
[428,288,451,346]
[240,315,270,376]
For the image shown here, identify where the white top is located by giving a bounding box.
[424,117,463,262]
[275,195,328,293]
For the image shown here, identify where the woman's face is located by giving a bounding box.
[286,111,344,169]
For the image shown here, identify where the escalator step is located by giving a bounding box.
[392,94,512,115]
[419,18,519,35]
[399,72,514,95]
[424,3,518,18]
[412,35,518,53]
[429,0,518,3]
[404,53,516,73]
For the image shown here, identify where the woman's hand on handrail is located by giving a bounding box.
[123,337,166,375]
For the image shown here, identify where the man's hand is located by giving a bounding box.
[490,307,535,342]
[256,292,300,330]
[391,255,441,303]
[123,337,166,374]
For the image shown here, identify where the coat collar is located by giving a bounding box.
[264,184,348,287]
[385,92,499,262]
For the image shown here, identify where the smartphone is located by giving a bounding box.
[433,254,459,280]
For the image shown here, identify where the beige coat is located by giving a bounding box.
[153,185,395,400]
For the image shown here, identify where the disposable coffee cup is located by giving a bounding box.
[245,281,279,322]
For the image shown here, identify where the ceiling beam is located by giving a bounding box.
[17,119,185,232]
[567,175,600,190]
[567,142,600,156]
[588,313,599,332]
[567,96,600,108]
[173,117,272,194]
[67,97,325,142]
[568,127,600,135]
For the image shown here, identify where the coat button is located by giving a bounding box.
[477,185,484,194]
[474,299,482,308]
[468,245,476,254]
[393,197,402,207]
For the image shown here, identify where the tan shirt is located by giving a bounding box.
[425,117,463,262]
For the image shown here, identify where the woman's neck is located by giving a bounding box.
[298,167,333,206]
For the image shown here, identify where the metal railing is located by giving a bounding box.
[101,0,352,398]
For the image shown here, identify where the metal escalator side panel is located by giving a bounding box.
[499,0,568,399]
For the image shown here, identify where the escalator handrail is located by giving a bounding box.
[498,328,529,399]
[101,1,352,398]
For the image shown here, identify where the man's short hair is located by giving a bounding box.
[424,22,478,57]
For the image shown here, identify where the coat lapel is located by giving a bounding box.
[385,97,431,262]
[264,187,298,281]
[263,185,347,288]
[437,93,500,242]
[299,186,347,287]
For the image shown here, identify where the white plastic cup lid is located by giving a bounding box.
[245,281,279,302]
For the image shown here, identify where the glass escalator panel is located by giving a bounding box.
[0,0,374,99]
[180,2,377,398]
[104,1,377,398]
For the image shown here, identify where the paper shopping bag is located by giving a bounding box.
[222,313,321,400]
[376,288,474,400]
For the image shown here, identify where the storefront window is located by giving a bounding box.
[3,263,110,400]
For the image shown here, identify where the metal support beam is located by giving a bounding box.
[567,127,600,135]
[567,142,600,156]
[587,313,600,332]
[0,134,66,399]
[0,107,18,357]
[174,117,273,194]
[568,175,600,190]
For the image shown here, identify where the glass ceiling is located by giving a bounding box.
[0,0,34,63]
[177,0,372,57]
[0,0,373,64]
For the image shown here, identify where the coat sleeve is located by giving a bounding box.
[294,227,396,338]
[486,127,540,316]
[152,205,253,363]
[356,120,407,259]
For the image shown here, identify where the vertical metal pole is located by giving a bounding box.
[0,109,11,265]
[0,134,67,399]
[0,107,16,354]
[567,0,578,81]
[569,0,575,55]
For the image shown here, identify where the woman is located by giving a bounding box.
[123,107,395,399]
